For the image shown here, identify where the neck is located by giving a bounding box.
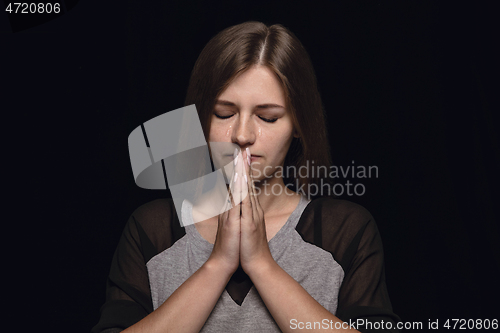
[252,175,299,216]
[192,171,299,222]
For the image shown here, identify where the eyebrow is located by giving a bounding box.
[215,99,285,109]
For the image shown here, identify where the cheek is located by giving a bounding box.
[208,122,230,142]
[261,127,294,153]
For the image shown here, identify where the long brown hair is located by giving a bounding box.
[184,21,333,198]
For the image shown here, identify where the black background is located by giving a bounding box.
[3,0,499,331]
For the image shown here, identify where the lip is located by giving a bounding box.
[222,152,261,161]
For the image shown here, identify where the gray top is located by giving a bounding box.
[91,196,400,333]
[146,195,344,332]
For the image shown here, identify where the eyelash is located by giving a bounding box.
[214,113,278,123]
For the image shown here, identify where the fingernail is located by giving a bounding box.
[234,148,238,166]
[244,174,247,183]
[234,172,238,183]
[246,147,251,165]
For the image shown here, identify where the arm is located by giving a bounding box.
[334,216,401,332]
[122,196,241,333]
[95,207,239,333]
[123,258,233,333]
[103,152,244,333]
[247,259,360,333]
[239,149,360,332]
[293,198,401,333]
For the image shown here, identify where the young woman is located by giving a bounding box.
[92,21,399,333]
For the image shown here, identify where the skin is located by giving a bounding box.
[196,64,302,246]
[123,65,359,332]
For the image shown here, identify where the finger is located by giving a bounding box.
[227,160,237,207]
[227,148,242,207]
[228,150,243,220]
[244,147,261,222]
[239,155,244,217]
[218,158,236,222]
[241,149,252,221]
[224,177,235,216]
[245,148,260,217]
[220,194,231,219]
[219,185,231,222]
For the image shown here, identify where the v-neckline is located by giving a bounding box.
[191,193,304,245]
[183,194,308,306]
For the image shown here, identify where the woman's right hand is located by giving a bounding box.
[122,152,246,333]
[207,149,245,275]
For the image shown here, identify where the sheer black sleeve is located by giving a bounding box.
[91,198,185,333]
[296,197,400,333]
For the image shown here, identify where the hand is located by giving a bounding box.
[207,149,245,275]
[239,147,274,274]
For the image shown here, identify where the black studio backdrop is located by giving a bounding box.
[3,0,498,331]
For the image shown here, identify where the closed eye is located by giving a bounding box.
[215,113,277,123]
[214,113,234,120]
[259,116,278,123]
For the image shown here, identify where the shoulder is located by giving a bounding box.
[130,197,176,224]
[304,196,375,228]
[127,197,183,252]
[297,196,379,256]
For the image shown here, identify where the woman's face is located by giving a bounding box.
[209,65,298,182]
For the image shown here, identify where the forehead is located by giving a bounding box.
[218,65,286,106]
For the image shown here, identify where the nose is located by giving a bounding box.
[231,113,256,147]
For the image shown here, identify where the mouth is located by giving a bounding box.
[222,152,261,162]
[250,155,261,162]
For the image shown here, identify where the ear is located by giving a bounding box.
[293,128,300,138]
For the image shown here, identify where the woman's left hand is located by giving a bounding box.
[239,148,275,274]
